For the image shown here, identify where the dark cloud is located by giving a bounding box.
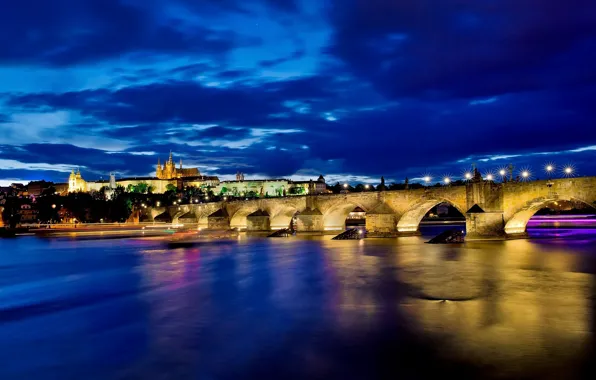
[260,49,306,67]
[328,0,596,99]
[0,0,256,66]
[8,76,338,126]
[179,0,299,14]
[196,126,252,139]
[263,0,299,12]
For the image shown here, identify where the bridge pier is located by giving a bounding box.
[208,209,230,230]
[246,210,270,231]
[295,208,324,232]
[366,203,397,235]
[465,212,505,240]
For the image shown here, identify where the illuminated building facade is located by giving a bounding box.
[67,171,219,194]
[68,169,87,192]
[214,175,328,197]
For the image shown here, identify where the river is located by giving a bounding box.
[0,227,595,379]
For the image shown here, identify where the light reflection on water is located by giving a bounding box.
[0,231,595,379]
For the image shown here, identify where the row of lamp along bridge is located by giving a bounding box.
[142,163,591,239]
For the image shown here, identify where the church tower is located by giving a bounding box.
[68,168,87,192]
[156,158,162,178]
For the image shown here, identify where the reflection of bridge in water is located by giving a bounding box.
[143,177,596,239]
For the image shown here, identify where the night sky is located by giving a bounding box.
[1,0,595,186]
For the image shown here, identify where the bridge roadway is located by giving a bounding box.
[142,177,596,239]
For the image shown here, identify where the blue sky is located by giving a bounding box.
[1,0,595,186]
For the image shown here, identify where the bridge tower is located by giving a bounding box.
[465,170,505,239]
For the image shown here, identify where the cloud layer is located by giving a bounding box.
[1,0,596,185]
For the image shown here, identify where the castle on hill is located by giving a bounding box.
[63,150,328,196]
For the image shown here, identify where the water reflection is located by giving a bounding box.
[0,233,594,379]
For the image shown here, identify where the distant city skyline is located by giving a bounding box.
[1,1,595,186]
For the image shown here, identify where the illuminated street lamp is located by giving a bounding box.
[365,184,370,190]
[423,176,431,184]
[443,177,451,185]
[464,172,472,180]
[546,164,554,180]
[564,167,573,175]
[51,204,56,209]
[486,174,494,181]
[521,170,530,179]
[499,169,506,177]
[343,183,348,188]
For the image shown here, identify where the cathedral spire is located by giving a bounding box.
[169,150,173,164]
[180,158,182,170]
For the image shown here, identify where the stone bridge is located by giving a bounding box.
[143,177,596,239]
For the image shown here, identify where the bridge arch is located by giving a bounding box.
[504,197,596,235]
[270,205,301,230]
[397,198,466,234]
[229,205,260,230]
[322,200,372,231]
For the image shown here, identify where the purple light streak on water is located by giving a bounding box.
[527,228,596,241]
[527,215,596,239]
[527,215,596,227]
[532,215,596,219]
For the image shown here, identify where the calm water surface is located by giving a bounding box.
[0,227,595,380]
